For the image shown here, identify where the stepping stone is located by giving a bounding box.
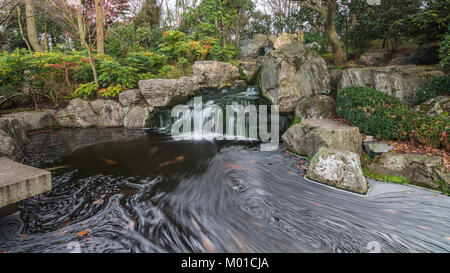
[0,157,51,210]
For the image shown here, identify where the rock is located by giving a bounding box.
[282,119,363,157]
[389,56,409,65]
[294,94,335,121]
[306,42,321,51]
[193,61,240,87]
[415,96,450,119]
[239,35,273,59]
[357,52,387,66]
[239,39,261,59]
[367,153,449,190]
[253,34,273,48]
[55,98,99,128]
[332,65,444,106]
[92,100,125,127]
[0,118,28,160]
[2,111,54,131]
[230,80,247,93]
[260,42,331,112]
[306,147,368,194]
[119,89,143,107]
[139,76,202,107]
[273,33,294,49]
[124,106,150,128]
[239,59,260,80]
[363,141,394,156]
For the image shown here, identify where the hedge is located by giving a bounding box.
[337,86,449,150]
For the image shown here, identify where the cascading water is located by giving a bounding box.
[147,86,292,140]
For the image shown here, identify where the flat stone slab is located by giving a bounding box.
[0,157,51,208]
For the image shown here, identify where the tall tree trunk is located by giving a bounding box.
[25,0,43,52]
[17,6,32,51]
[74,0,98,86]
[325,0,345,65]
[94,0,104,54]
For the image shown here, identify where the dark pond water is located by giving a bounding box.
[0,128,449,253]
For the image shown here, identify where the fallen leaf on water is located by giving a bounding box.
[287,172,296,176]
[159,155,185,167]
[307,200,322,207]
[306,191,316,196]
[54,230,64,235]
[191,218,201,232]
[77,229,90,237]
[85,237,94,242]
[93,199,103,205]
[445,236,450,241]
[249,219,262,228]
[61,220,70,228]
[224,163,250,171]
[418,226,431,231]
[18,234,27,239]
[126,221,135,230]
[99,157,119,166]
[201,235,215,253]
[384,209,397,214]
[45,165,71,172]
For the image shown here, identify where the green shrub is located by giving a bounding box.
[337,86,449,150]
[415,75,450,105]
[439,33,450,72]
[0,84,30,109]
[74,82,98,99]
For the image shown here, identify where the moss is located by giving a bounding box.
[363,168,411,185]
[438,178,449,196]
[292,116,302,126]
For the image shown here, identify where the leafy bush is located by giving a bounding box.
[337,86,449,150]
[99,84,123,99]
[439,33,450,72]
[0,84,30,109]
[74,82,99,99]
[415,75,450,105]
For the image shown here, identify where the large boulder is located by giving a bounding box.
[273,33,295,49]
[124,106,150,128]
[367,153,449,190]
[119,89,143,107]
[306,147,368,194]
[2,111,55,131]
[282,119,363,157]
[294,94,335,121]
[331,65,443,106]
[363,141,394,156]
[260,42,331,113]
[239,40,261,59]
[357,52,388,66]
[55,98,99,127]
[253,34,273,48]
[239,59,261,81]
[239,34,273,59]
[192,61,240,87]
[0,118,28,160]
[415,95,450,119]
[138,76,202,107]
[91,100,125,127]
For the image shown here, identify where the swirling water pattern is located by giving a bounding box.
[0,129,449,253]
